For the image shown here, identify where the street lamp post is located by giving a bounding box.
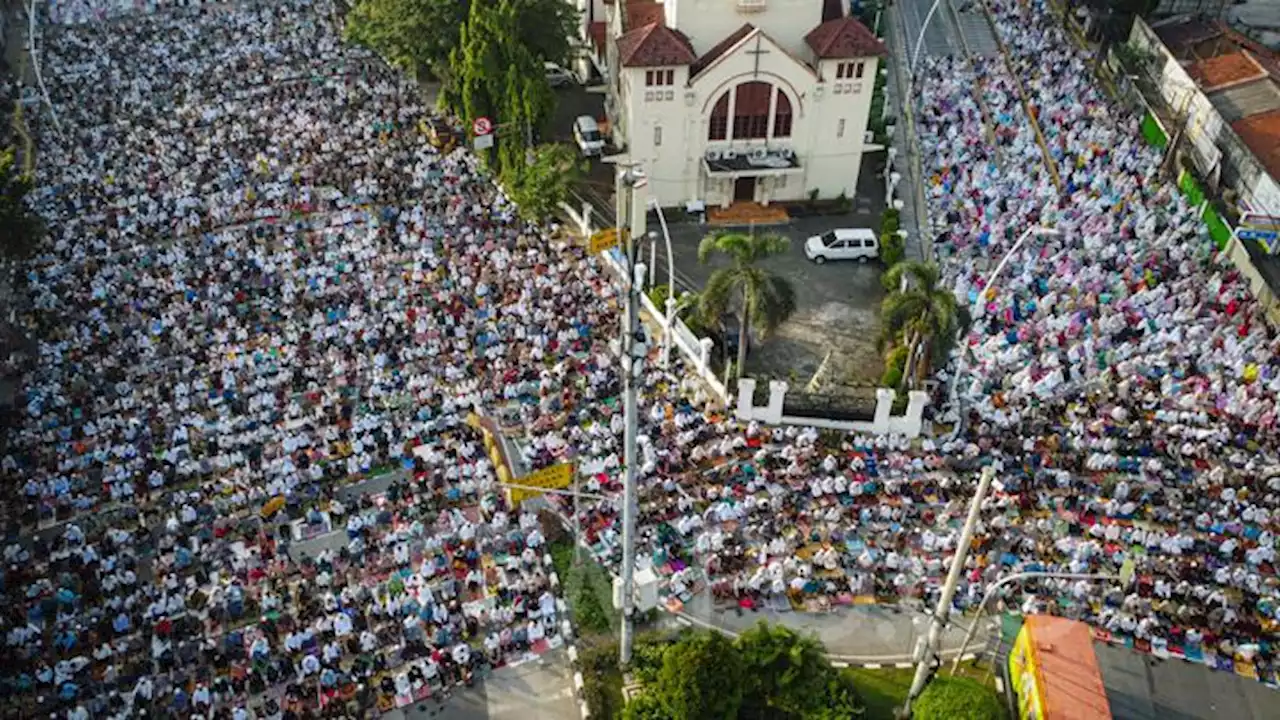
[616,166,647,666]
[910,0,947,82]
[647,198,678,370]
[901,465,995,718]
[948,571,1121,676]
[947,225,1058,436]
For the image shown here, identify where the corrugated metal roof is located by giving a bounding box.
[1209,78,1280,121]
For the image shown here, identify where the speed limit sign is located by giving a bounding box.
[472,117,493,136]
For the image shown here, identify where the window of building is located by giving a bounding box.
[836,61,865,80]
[837,118,845,138]
[654,125,663,147]
[708,93,729,141]
[773,91,792,138]
[645,69,674,87]
[732,81,771,140]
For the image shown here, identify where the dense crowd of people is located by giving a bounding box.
[3,0,1279,716]
[1,1,604,717]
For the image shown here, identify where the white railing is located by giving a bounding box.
[559,200,730,404]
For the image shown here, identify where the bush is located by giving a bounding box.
[880,207,901,236]
[881,345,907,390]
[880,231,905,267]
[580,642,626,720]
[913,676,1007,720]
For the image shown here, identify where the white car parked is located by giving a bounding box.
[545,62,576,88]
[804,228,879,264]
[572,115,604,156]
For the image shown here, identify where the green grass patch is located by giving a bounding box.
[848,663,1002,720]
[550,538,619,638]
[1140,112,1168,149]
[1202,205,1233,250]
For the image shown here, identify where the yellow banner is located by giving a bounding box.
[508,462,574,505]
[588,229,624,254]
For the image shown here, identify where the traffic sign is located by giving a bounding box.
[473,134,494,151]
[1239,228,1279,242]
[588,228,623,254]
[472,116,493,136]
[507,462,574,505]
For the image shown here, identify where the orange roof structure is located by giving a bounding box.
[616,23,696,67]
[1187,51,1268,92]
[1232,109,1280,182]
[1024,616,1112,720]
[804,16,887,59]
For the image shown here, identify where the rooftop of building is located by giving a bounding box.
[1232,108,1280,182]
[1186,50,1268,90]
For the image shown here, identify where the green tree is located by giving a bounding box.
[913,676,1006,720]
[344,0,466,80]
[696,232,797,380]
[622,693,670,720]
[877,261,966,390]
[653,630,746,720]
[449,0,556,177]
[345,0,577,82]
[502,143,585,222]
[736,622,838,719]
[1,148,42,259]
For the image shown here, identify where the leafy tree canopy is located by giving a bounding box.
[654,630,746,720]
[345,0,577,81]
[1,148,42,260]
[913,676,1006,720]
[736,622,839,720]
[502,143,585,223]
[446,0,557,176]
[696,232,797,379]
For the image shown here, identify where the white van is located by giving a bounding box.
[572,115,604,156]
[804,228,879,264]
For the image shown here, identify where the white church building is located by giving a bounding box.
[578,0,886,209]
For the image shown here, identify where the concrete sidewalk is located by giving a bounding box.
[674,591,992,666]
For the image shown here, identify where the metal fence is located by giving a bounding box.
[780,389,879,423]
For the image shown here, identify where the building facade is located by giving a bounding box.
[592,0,885,208]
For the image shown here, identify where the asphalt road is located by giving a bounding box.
[675,591,985,663]
[898,0,956,68]
[384,650,580,720]
[656,213,888,386]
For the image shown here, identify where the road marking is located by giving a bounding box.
[995,677,1004,693]
[863,663,883,669]
[832,661,849,668]
[895,662,913,668]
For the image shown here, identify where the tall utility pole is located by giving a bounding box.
[616,164,648,665]
[901,465,995,717]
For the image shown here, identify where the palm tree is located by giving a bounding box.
[697,231,798,380]
[878,261,968,390]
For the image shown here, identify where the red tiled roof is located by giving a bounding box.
[588,21,608,55]
[617,23,696,67]
[1232,108,1280,183]
[805,16,886,59]
[625,0,665,30]
[1187,51,1267,91]
[690,23,755,79]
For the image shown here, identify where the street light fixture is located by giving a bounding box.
[647,197,678,370]
[948,570,1123,676]
[901,465,996,718]
[947,225,1059,437]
